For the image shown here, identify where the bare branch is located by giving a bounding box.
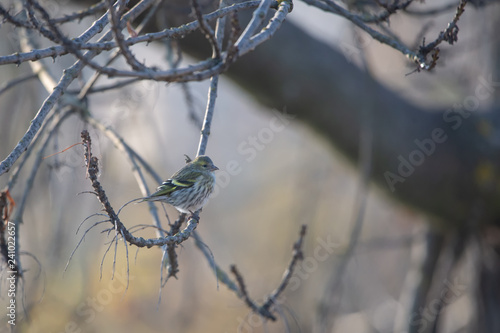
[359,0,414,23]
[0,74,38,96]
[192,0,221,59]
[106,0,147,71]
[0,1,267,66]
[51,1,107,24]
[0,4,33,29]
[196,70,219,156]
[163,213,186,280]
[10,109,74,224]
[231,265,277,321]
[234,0,273,48]
[235,0,292,56]
[262,225,306,312]
[192,231,240,293]
[25,0,64,43]
[80,130,200,248]
[419,0,468,56]
[0,0,155,176]
[404,1,463,16]
[78,0,163,99]
[230,225,307,322]
[302,0,428,68]
[83,114,164,234]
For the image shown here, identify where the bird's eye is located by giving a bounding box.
[203,164,207,167]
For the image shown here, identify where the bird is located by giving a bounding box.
[141,155,219,216]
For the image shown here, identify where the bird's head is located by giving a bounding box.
[192,155,219,172]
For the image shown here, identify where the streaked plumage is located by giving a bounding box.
[142,155,218,214]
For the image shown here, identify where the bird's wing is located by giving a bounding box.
[151,179,194,196]
[151,170,200,197]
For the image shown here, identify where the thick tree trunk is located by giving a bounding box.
[173,10,500,228]
[78,0,500,228]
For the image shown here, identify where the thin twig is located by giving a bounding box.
[196,0,229,156]
[234,0,272,48]
[301,0,428,68]
[230,225,307,322]
[405,1,462,16]
[0,4,34,29]
[83,114,164,233]
[262,225,307,312]
[11,109,75,224]
[360,0,414,23]
[235,0,292,57]
[25,0,60,43]
[192,0,221,59]
[193,231,240,293]
[106,0,147,71]
[419,0,468,56]
[64,220,109,274]
[6,104,63,191]
[231,265,277,321]
[0,74,38,96]
[196,62,219,157]
[76,0,163,103]
[164,213,186,279]
[51,1,107,24]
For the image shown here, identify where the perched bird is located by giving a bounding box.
[141,155,218,215]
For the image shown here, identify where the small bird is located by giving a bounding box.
[142,155,219,215]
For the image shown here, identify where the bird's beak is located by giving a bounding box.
[212,165,219,171]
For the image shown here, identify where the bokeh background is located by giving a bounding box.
[0,0,498,332]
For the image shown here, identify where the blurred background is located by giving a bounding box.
[0,0,499,332]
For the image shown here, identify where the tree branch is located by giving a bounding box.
[0,0,155,176]
[80,130,200,248]
[231,225,307,322]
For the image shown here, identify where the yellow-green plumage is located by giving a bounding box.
[143,156,218,214]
